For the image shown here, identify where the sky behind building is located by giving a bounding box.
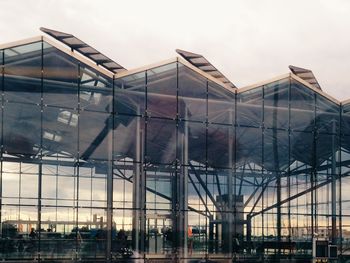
[1,0,350,100]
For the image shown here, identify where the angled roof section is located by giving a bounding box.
[238,72,340,105]
[40,27,126,74]
[2,32,349,105]
[289,65,322,91]
[176,49,236,89]
[115,57,235,95]
[0,36,115,78]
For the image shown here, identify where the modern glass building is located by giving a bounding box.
[0,28,348,262]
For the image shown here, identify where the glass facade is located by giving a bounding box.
[0,39,348,263]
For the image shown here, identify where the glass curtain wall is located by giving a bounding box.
[0,39,346,262]
[0,41,113,262]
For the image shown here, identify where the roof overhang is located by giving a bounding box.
[115,56,236,95]
[40,27,126,74]
[176,48,236,89]
[0,35,114,78]
[239,72,340,105]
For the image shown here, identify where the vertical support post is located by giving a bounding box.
[311,93,317,242]
[246,214,252,254]
[75,61,81,261]
[106,117,113,262]
[0,49,4,238]
[331,120,337,244]
[38,40,44,261]
[271,84,281,259]
[140,129,145,253]
[276,172,282,258]
[287,77,292,258]
[338,106,343,255]
[132,108,141,252]
[227,109,233,256]
[233,90,238,261]
[179,107,189,260]
[38,162,42,261]
[107,75,115,261]
[208,215,214,253]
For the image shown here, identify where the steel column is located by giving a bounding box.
[331,120,337,244]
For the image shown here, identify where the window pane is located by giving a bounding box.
[4,42,42,104]
[147,63,177,119]
[115,71,145,115]
[178,64,207,122]
[3,102,41,156]
[43,42,78,109]
[80,63,113,113]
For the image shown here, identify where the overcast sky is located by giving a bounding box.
[1,0,350,100]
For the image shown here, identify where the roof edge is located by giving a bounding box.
[43,36,114,78]
[291,73,340,104]
[0,35,346,105]
[178,57,236,92]
[115,56,235,95]
[0,36,43,50]
[115,57,178,79]
[0,35,114,78]
[238,73,291,93]
[238,73,340,105]
[341,98,350,105]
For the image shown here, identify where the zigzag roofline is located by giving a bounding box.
[0,34,345,105]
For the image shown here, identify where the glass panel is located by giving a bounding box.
[40,161,78,258]
[40,206,76,260]
[146,165,173,210]
[114,115,144,162]
[77,208,107,259]
[342,175,350,253]
[42,106,78,159]
[113,161,133,209]
[207,123,233,169]
[263,79,289,130]
[316,94,339,134]
[263,129,289,172]
[236,127,262,169]
[147,63,177,119]
[0,49,3,108]
[178,64,207,122]
[4,42,42,104]
[79,111,112,161]
[3,102,41,156]
[43,42,78,109]
[145,163,174,255]
[208,80,235,125]
[1,161,39,260]
[342,103,350,136]
[80,63,113,113]
[316,133,338,170]
[115,71,145,115]
[41,164,77,207]
[237,87,262,128]
[290,79,315,132]
[145,210,173,255]
[342,135,350,164]
[112,209,135,256]
[78,163,107,208]
[0,205,38,260]
[290,131,314,167]
[146,117,177,165]
[186,121,206,166]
